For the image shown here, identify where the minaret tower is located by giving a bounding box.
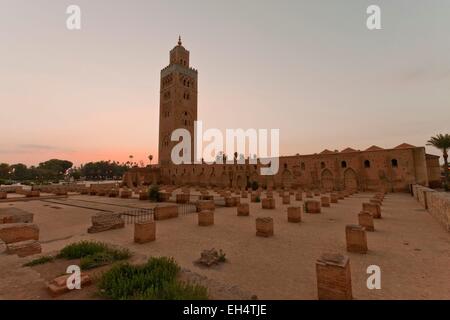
[158,36,198,165]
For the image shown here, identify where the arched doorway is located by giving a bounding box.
[281,169,293,189]
[343,168,358,190]
[321,169,334,192]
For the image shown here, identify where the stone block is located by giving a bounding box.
[159,192,171,202]
[282,195,291,205]
[0,192,6,199]
[198,210,214,226]
[108,189,119,197]
[0,208,33,224]
[362,203,381,219]
[225,197,237,207]
[87,213,124,233]
[176,193,190,204]
[134,220,156,243]
[6,240,41,257]
[321,196,330,207]
[31,191,40,197]
[120,189,132,198]
[139,191,149,200]
[196,200,215,212]
[47,273,92,297]
[237,203,249,216]
[316,253,352,300]
[251,193,259,202]
[358,211,374,232]
[330,193,339,203]
[262,198,275,209]
[345,225,368,254]
[154,205,178,220]
[305,200,321,214]
[287,206,302,223]
[256,217,274,237]
[0,223,39,244]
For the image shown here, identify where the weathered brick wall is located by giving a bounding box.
[412,184,449,232]
[427,192,450,232]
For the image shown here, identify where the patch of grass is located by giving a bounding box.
[57,241,109,259]
[80,248,131,270]
[57,241,131,270]
[23,255,55,267]
[98,257,208,300]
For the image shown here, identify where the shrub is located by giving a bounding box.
[57,241,130,270]
[23,255,55,267]
[255,196,261,203]
[98,257,208,300]
[148,185,161,202]
[57,241,109,259]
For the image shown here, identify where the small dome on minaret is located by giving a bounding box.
[178,35,182,46]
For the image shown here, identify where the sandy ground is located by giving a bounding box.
[0,191,449,300]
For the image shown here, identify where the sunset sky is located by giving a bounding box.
[1,0,449,166]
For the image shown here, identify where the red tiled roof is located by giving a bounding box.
[394,143,416,149]
[365,145,384,151]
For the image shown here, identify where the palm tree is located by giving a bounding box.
[427,133,450,191]
[148,155,153,165]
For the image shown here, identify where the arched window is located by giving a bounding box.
[321,162,326,169]
[364,160,371,168]
[284,163,288,169]
[301,162,305,170]
[341,161,347,168]
[391,159,398,168]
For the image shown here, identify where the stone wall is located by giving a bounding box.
[412,184,450,232]
[126,146,436,193]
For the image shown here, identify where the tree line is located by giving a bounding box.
[0,159,134,184]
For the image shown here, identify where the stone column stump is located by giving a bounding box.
[316,253,352,300]
[345,225,368,254]
[358,211,374,231]
[262,198,275,209]
[321,196,330,207]
[305,200,321,214]
[198,210,214,226]
[287,206,302,223]
[134,220,156,244]
[282,195,291,205]
[256,217,274,237]
[362,203,381,219]
[237,203,249,216]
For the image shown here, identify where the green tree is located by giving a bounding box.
[427,133,450,191]
[0,163,10,179]
[10,163,28,181]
